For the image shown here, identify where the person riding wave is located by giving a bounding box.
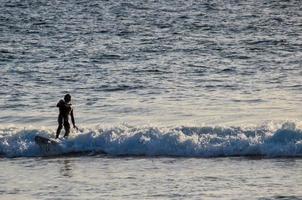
[56,94,78,139]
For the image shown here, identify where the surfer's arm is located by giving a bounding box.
[71,109,77,129]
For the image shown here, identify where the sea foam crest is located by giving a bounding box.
[0,122,302,158]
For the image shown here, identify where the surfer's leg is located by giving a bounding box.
[63,120,70,138]
[56,115,63,139]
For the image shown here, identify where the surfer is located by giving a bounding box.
[56,94,78,139]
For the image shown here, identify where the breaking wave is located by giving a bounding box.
[1,122,302,158]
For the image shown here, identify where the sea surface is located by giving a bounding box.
[0,0,302,199]
[1,157,302,200]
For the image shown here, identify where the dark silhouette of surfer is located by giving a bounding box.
[56,94,78,139]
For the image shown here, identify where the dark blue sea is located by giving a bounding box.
[0,0,302,199]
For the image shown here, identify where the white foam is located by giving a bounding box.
[1,122,302,158]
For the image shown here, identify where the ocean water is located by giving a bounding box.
[1,0,302,199]
[1,157,302,200]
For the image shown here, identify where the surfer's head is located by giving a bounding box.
[64,94,71,103]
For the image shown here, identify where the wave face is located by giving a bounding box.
[1,122,302,158]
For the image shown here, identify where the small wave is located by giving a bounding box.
[245,39,286,46]
[95,84,145,92]
[0,122,302,158]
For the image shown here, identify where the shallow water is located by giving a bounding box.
[1,157,301,200]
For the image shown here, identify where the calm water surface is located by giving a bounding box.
[1,157,302,200]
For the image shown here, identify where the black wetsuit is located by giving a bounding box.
[56,99,75,138]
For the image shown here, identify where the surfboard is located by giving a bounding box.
[35,135,58,145]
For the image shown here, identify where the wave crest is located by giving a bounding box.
[1,122,302,158]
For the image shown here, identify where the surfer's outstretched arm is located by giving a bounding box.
[71,109,78,130]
